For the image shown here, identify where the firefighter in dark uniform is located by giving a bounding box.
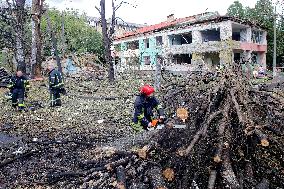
[131,85,165,132]
[7,70,30,110]
[47,64,64,107]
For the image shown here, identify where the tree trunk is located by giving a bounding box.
[31,0,43,78]
[46,10,62,73]
[61,12,66,58]
[100,0,114,82]
[14,0,26,73]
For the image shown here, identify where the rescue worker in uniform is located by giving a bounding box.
[131,85,165,132]
[7,70,30,110]
[47,64,64,107]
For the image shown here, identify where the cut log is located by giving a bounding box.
[214,118,227,163]
[221,130,241,189]
[214,104,229,163]
[254,130,269,147]
[136,144,155,159]
[178,110,222,157]
[162,168,175,182]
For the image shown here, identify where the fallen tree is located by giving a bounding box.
[0,66,283,188]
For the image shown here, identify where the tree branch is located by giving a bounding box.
[95,6,101,14]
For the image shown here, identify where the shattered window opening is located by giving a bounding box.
[200,29,220,42]
[252,30,263,44]
[168,33,192,46]
[156,36,163,46]
[144,38,150,48]
[144,56,151,65]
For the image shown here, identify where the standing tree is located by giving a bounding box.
[46,8,62,73]
[31,0,44,78]
[227,1,245,18]
[6,0,27,72]
[95,0,136,82]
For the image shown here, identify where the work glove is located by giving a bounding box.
[130,122,143,133]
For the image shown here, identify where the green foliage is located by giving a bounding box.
[227,0,283,68]
[227,1,245,18]
[41,9,104,58]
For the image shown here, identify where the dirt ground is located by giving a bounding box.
[0,73,158,188]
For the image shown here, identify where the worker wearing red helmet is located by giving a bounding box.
[131,85,165,132]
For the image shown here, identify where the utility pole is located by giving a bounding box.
[273,5,277,77]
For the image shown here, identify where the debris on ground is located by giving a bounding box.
[0,67,11,87]
[0,67,283,188]
[42,53,107,80]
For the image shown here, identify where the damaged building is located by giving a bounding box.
[113,12,267,72]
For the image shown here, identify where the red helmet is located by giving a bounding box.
[140,85,155,96]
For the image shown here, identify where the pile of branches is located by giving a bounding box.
[159,66,284,188]
[0,67,283,189]
[0,67,11,87]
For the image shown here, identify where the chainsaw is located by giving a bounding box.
[147,108,188,131]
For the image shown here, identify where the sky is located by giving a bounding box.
[45,0,259,25]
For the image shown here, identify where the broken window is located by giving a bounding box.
[234,53,241,63]
[144,38,150,48]
[232,32,241,41]
[127,40,139,50]
[172,54,192,64]
[252,31,263,44]
[204,53,220,69]
[201,29,220,42]
[114,57,121,65]
[168,33,192,46]
[156,36,163,46]
[144,56,151,65]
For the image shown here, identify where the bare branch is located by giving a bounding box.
[115,17,131,28]
[95,6,101,14]
[115,1,137,11]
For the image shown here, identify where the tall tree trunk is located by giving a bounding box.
[46,10,62,73]
[61,12,66,58]
[14,0,26,73]
[100,0,114,82]
[31,0,43,78]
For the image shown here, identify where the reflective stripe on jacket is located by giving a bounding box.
[132,94,164,128]
[48,69,64,89]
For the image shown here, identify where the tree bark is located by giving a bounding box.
[46,10,62,73]
[14,0,26,72]
[100,0,115,82]
[61,12,66,57]
[31,0,43,78]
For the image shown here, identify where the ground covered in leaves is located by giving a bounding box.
[0,72,156,188]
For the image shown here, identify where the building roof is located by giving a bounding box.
[115,12,265,40]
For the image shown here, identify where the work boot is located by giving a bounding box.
[55,101,62,107]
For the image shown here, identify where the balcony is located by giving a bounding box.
[234,41,267,52]
[165,41,225,54]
